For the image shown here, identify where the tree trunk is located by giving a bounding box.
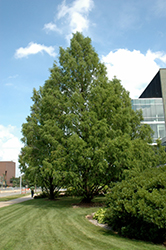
[81,190,94,203]
[49,177,54,199]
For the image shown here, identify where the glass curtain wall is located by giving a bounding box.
[131,98,166,142]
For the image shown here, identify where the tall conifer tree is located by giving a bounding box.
[19,32,157,201]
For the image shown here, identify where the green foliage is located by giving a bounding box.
[104,166,166,243]
[153,139,166,166]
[93,208,107,224]
[100,185,110,195]
[10,177,20,187]
[64,186,82,196]
[19,85,66,199]
[19,32,164,202]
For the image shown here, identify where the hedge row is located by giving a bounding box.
[95,166,166,243]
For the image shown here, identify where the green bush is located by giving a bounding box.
[105,166,166,243]
[93,208,107,224]
[100,185,110,195]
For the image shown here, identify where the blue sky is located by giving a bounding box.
[1,0,166,176]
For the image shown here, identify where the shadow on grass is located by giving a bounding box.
[19,196,102,210]
[20,195,106,210]
[19,196,79,209]
[99,226,164,248]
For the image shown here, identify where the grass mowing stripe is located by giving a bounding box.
[42,206,106,250]
[0,205,37,249]
[0,197,164,250]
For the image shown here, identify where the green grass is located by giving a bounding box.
[0,196,164,250]
[0,193,30,202]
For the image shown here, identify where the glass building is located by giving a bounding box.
[132,68,166,145]
[132,98,166,142]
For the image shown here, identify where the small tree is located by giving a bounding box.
[19,32,156,202]
[10,177,20,187]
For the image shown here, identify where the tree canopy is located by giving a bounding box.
[19,32,163,201]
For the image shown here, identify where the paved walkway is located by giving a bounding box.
[0,195,33,208]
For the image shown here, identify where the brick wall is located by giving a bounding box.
[0,161,15,186]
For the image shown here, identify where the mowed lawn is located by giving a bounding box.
[0,197,164,250]
[0,194,29,202]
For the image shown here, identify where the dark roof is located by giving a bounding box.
[139,70,162,98]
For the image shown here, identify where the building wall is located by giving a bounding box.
[132,69,166,144]
[132,98,166,143]
[139,69,166,127]
[0,161,15,186]
[160,69,166,129]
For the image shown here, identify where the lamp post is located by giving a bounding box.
[20,175,22,194]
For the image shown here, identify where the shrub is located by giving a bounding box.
[105,166,166,243]
[93,208,107,224]
[100,185,110,195]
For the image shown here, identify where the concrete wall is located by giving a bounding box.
[160,69,166,130]
[0,161,15,186]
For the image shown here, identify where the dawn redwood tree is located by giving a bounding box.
[19,32,157,202]
[19,86,67,199]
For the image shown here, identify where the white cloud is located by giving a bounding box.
[102,49,166,98]
[43,22,62,33]
[57,0,69,19]
[15,42,56,59]
[44,0,94,39]
[0,125,23,177]
[160,53,166,63]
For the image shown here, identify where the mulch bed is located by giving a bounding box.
[72,202,112,230]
